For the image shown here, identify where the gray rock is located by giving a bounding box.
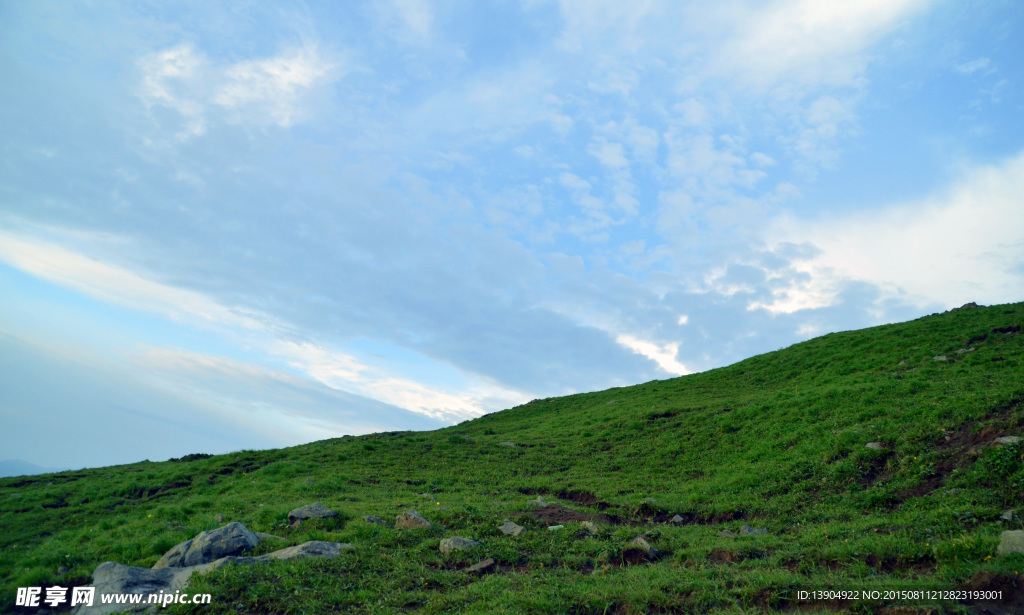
[287,503,337,525]
[955,347,975,355]
[363,515,387,526]
[581,521,599,533]
[994,436,1022,447]
[1001,510,1014,522]
[629,536,657,557]
[153,522,259,569]
[417,493,433,499]
[254,540,354,562]
[740,525,768,536]
[669,514,685,524]
[499,442,518,447]
[466,558,495,574]
[718,530,737,538]
[548,525,563,531]
[898,360,907,366]
[865,442,885,450]
[439,537,481,554]
[932,355,948,362]
[57,565,70,576]
[395,509,432,530]
[255,532,285,542]
[213,514,223,523]
[997,530,1024,556]
[72,561,199,614]
[527,497,547,508]
[499,520,524,536]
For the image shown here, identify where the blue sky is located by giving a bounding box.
[2,0,1022,471]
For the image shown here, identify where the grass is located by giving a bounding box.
[2,302,1024,613]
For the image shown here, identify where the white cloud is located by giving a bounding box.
[714,0,931,92]
[213,45,336,127]
[759,151,1024,312]
[137,44,208,138]
[954,57,991,75]
[275,340,527,421]
[615,334,690,375]
[138,43,337,136]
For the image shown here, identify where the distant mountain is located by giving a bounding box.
[0,459,67,478]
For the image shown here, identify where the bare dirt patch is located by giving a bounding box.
[707,549,744,564]
[958,570,1024,615]
[520,504,626,525]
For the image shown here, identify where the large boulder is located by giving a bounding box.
[71,561,197,614]
[395,509,432,530]
[153,522,259,569]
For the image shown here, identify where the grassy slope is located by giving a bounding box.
[2,302,1024,614]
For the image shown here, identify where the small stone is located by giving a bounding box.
[499,442,518,447]
[718,530,737,538]
[548,525,564,531]
[865,442,885,450]
[997,530,1024,556]
[214,514,224,523]
[607,400,618,404]
[57,566,70,576]
[287,503,337,526]
[739,525,768,536]
[439,537,481,554]
[305,478,314,485]
[898,360,907,366]
[527,497,547,508]
[994,436,1022,447]
[363,515,387,526]
[955,347,975,355]
[581,521,599,533]
[629,536,657,557]
[466,557,495,574]
[499,520,524,536]
[395,509,432,530]
[669,514,685,524]
[1001,511,1015,522]
[418,493,433,498]
[932,355,948,362]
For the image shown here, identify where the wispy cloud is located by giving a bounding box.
[0,229,268,331]
[138,42,338,138]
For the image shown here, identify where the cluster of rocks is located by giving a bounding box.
[74,510,354,615]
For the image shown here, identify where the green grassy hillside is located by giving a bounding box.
[3,302,1024,614]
